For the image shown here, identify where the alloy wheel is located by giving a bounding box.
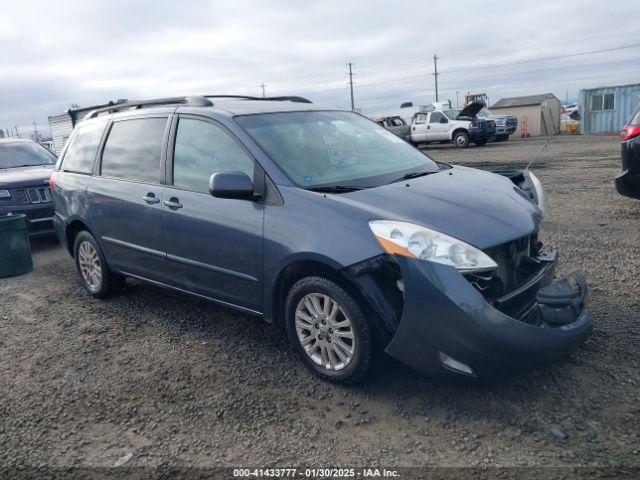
[78,241,102,291]
[295,293,355,371]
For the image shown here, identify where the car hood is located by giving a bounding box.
[331,166,541,250]
[457,101,484,119]
[0,165,53,188]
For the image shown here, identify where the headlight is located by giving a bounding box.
[528,171,546,215]
[0,190,10,199]
[369,220,498,273]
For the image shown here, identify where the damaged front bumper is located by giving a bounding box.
[350,253,592,378]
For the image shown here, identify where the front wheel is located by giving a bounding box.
[453,131,470,148]
[285,276,373,384]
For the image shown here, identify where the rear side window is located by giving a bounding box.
[430,112,447,123]
[61,121,106,174]
[100,117,167,183]
[631,104,640,125]
[172,118,255,192]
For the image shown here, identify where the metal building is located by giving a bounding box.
[579,83,640,134]
[491,93,562,136]
[47,113,74,154]
[47,100,127,154]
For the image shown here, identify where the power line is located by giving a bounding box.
[301,41,640,95]
[441,42,640,74]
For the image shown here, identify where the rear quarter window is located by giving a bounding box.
[60,120,107,174]
[631,104,640,125]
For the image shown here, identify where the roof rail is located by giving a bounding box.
[79,94,312,122]
[83,95,214,121]
[204,95,312,104]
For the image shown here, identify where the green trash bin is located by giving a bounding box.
[0,214,33,278]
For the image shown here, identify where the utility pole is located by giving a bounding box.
[260,82,266,98]
[433,54,439,102]
[347,62,355,111]
[33,122,39,142]
[455,91,459,108]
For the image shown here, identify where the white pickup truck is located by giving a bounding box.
[408,101,496,148]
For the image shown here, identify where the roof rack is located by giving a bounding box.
[203,95,312,104]
[80,94,313,122]
[83,96,214,121]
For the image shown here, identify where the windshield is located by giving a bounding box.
[477,108,492,117]
[0,142,56,169]
[236,111,440,188]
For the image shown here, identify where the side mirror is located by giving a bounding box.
[209,171,254,199]
[440,117,448,124]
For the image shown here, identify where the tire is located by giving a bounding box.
[73,230,123,298]
[453,131,470,148]
[285,276,373,384]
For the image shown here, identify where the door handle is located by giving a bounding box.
[163,198,183,209]
[142,193,160,204]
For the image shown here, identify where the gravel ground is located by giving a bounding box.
[1,134,638,473]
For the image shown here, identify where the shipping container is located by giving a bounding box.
[579,84,640,134]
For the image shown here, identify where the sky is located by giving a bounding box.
[1,0,638,138]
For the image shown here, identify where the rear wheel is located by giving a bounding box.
[74,231,123,298]
[453,131,470,148]
[285,276,372,384]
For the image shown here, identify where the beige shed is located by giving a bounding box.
[491,93,562,137]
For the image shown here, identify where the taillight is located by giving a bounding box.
[621,125,640,141]
[49,172,57,191]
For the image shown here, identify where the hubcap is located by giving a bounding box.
[295,293,355,371]
[78,241,102,291]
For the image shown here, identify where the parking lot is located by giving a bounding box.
[1,134,638,469]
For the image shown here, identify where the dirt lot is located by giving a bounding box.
[1,134,638,472]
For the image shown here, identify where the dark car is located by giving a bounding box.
[0,138,57,236]
[373,115,410,140]
[51,95,591,383]
[615,103,640,199]
[476,107,518,142]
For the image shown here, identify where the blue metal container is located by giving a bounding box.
[579,84,640,134]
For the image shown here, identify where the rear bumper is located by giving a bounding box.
[0,203,55,236]
[384,255,592,378]
[615,170,640,199]
[616,140,640,198]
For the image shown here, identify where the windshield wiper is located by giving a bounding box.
[307,185,364,193]
[388,170,435,184]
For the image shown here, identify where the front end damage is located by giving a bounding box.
[346,238,592,378]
